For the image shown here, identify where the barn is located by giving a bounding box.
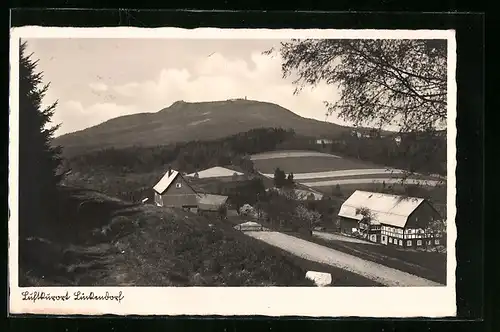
[153,168,200,209]
[337,190,444,248]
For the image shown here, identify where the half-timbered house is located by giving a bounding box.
[338,190,444,248]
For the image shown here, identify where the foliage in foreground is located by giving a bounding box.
[266,39,447,179]
[267,39,447,132]
[19,41,64,239]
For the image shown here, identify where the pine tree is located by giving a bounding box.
[18,41,63,239]
[333,184,342,197]
[273,167,286,188]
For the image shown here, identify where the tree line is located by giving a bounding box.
[66,127,295,176]
[67,126,446,180]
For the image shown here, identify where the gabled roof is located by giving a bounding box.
[153,170,200,195]
[153,170,179,194]
[338,190,425,228]
[186,166,244,179]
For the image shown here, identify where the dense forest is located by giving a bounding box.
[65,128,295,175]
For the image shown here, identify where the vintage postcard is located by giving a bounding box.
[9,27,457,317]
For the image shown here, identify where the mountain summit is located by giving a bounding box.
[54,99,350,156]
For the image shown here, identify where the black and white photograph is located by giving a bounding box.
[9,27,456,316]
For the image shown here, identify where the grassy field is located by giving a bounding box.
[277,172,442,182]
[19,186,379,287]
[252,155,376,174]
[251,149,446,209]
[294,232,447,285]
[301,178,443,189]
[251,149,444,181]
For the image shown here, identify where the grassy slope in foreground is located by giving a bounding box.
[19,186,380,287]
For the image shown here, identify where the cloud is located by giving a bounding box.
[89,82,109,93]
[53,50,345,136]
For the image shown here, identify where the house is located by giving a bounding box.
[260,172,324,201]
[294,183,324,200]
[153,167,229,215]
[153,167,201,209]
[337,190,444,248]
[265,186,323,201]
[315,138,334,145]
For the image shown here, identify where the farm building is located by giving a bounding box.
[315,138,334,145]
[186,166,245,181]
[153,168,200,209]
[153,168,229,215]
[265,187,323,201]
[197,193,229,218]
[337,190,444,248]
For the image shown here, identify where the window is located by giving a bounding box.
[407,240,412,246]
[175,183,182,188]
[417,240,422,246]
[435,239,440,245]
[388,237,392,243]
[399,240,403,246]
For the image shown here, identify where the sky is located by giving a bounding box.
[24,38,345,137]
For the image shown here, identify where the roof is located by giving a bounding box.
[338,190,425,228]
[294,182,325,198]
[292,188,323,200]
[153,169,200,196]
[186,166,244,179]
[153,170,180,194]
[197,194,228,211]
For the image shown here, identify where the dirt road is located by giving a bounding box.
[245,231,443,287]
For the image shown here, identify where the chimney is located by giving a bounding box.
[168,165,172,177]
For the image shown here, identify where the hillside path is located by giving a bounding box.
[245,231,442,287]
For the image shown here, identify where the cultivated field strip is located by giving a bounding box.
[245,231,443,287]
[250,151,341,160]
[301,178,442,187]
[259,168,404,180]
